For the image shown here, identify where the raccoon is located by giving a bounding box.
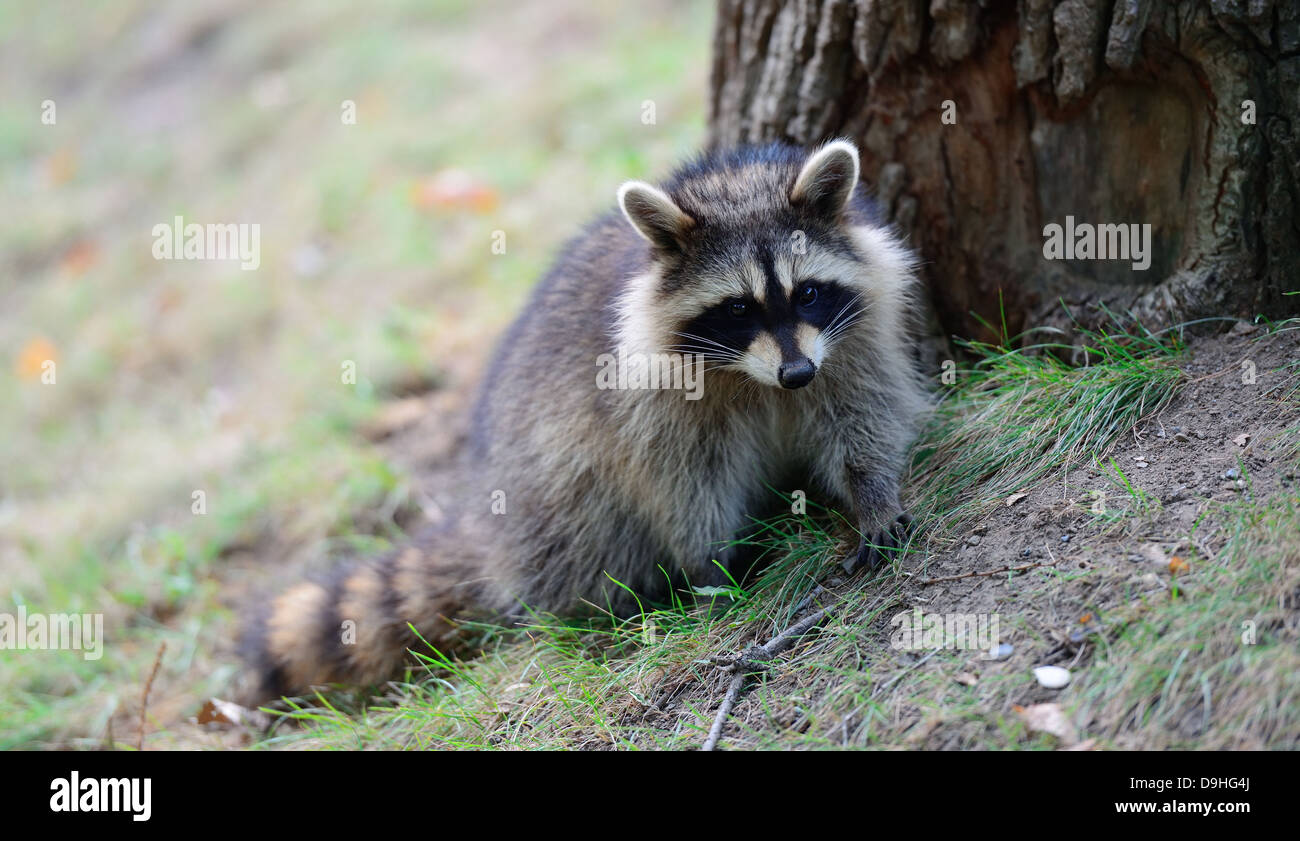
[242,139,929,700]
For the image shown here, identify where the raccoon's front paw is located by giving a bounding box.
[844,512,913,574]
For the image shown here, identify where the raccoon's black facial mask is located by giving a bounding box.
[676,276,863,389]
[679,279,859,354]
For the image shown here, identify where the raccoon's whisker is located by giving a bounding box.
[671,330,728,343]
[820,303,861,344]
[824,312,865,344]
[823,296,869,344]
[738,377,764,404]
[826,293,864,332]
[831,292,862,321]
[656,349,740,373]
[664,340,739,354]
[824,321,862,348]
[664,345,743,362]
[672,338,740,358]
[665,338,745,361]
[671,331,741,354]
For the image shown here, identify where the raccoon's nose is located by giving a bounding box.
[778,358,816,389]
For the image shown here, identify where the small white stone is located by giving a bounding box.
[1033,665,1071,689]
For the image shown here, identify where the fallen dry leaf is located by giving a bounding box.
[15,336,57,380]
[954,672,978,686]
[1233,433,1250,447]
[410,169,498,213]
[60,240,99,275]
[1005,492,1029,507]
[1168,555,1189,575]
[196,698,270,730]
[1015,702,1079,745]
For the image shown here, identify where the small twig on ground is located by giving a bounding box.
[789,585,824,617]
[763,605,831,657]
[701,605,832,751]
[702,672,746,752]
[1187,354,1256,385]
[137,642,165,751]
[918,558,1057,586]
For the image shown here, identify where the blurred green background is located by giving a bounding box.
[0,0,711,748]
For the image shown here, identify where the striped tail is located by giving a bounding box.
[239,529,497,702]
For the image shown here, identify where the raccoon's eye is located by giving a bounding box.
[797,284,818,307]
[729,301,749,319]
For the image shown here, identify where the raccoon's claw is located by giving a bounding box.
[848,539,884,573]
[844,512,913,575]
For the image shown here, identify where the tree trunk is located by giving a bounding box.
[708,0,1299,344]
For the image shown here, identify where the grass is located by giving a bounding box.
[908,317,1185,530]
[1090,456,1159,525]
[1074,493,1300,748]
[258,318,1300,751]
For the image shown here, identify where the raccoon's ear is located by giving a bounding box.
[790,139,861,220]
[618,181,694,251]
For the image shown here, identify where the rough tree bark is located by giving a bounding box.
[708,0,1299,344]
